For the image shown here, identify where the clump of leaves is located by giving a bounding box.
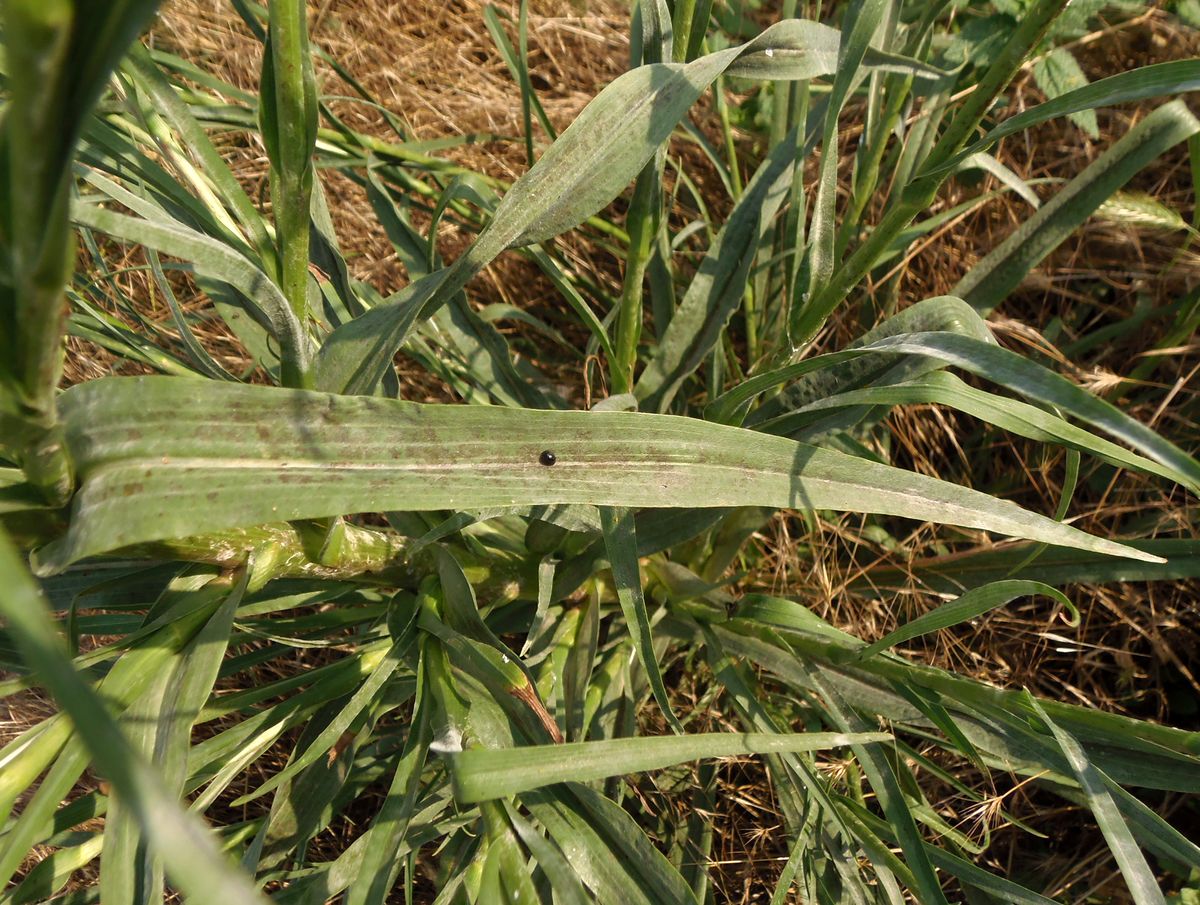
[1,0,1199,902]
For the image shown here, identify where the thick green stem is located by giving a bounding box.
[791,0,1070,347]
[264,0,318,386]
[121,521,532,601]
[3,0,76,504]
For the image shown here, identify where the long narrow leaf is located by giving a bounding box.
[36,376,1161,570]
[857,580,1075,659]
[453,731,886,801]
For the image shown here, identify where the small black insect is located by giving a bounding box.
[538,450,557,467]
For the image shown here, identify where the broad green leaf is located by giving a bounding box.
[479,799,541,905]
[453,731,886,802]
[857,580,1075,659]
[482,45,738,252]
[955,101,1200,314]
[261,0,319,331]
[37,376,1162,570]
[315,265,464,395]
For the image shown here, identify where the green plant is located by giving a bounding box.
[1,0,1199,902]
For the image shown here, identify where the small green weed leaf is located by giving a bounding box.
[1032,48,1099,138]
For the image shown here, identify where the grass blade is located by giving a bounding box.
[940,60,1200,172]
[955,100,1200,314]
[453,731,886,802]
[1027,697,1167,905]
[601,506,684,733]
[637,127,797,410]
[857,580,1075,659]
[36,376,1162,569]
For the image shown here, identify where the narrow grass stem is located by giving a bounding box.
[714,77,744,198]
[612,165,660,394]
[671,0,699,63]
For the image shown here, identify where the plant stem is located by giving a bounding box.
[612,165,659,394]
[265,0,318,386]
[671,0,699,63]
